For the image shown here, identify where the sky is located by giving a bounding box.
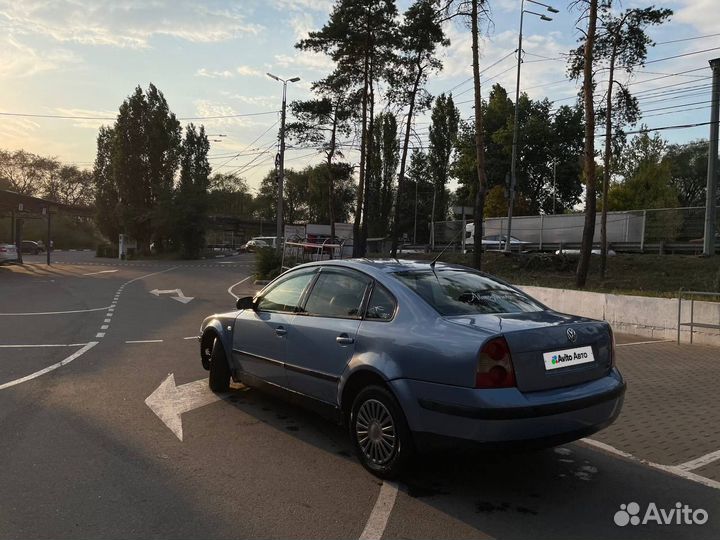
[0,0,718,194]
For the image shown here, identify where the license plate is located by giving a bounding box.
[543,346,595,370]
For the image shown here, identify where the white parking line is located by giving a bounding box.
[0,342,98,391]
[125,340,163,344]
[0,343,88,348]
[227,275,252,300]
[0,306,111,316]
[677,449,720,472]
[359,481,398,540]
[616,339,675,347]
[582,438,720,490]
[83,269,118,276]
[183,336,197,340]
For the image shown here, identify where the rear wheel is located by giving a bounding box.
[349,385,413,479]
[208,338,231,392]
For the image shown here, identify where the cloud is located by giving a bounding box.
[274,52,334,73]
[230,95,278,109]
[0,0,264,49]
[53,108,118,129]
[236,65,263,77]
[195,65,263,79]
[675,0,718,34]
[0,35,81,78]
[289,13,315,41]
[196,68,236,79]
[193,100,274,128]
[270,0,333,13]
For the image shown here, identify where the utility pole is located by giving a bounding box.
[505,0,557,252]
[267,73,300,252]
[552,160,557,214]
[413,180,418,244]
[703,58,720,257]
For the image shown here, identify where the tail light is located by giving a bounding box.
[0,247,6,252]
[476,337,516,388]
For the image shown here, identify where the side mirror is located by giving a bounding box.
[236,296,256,310]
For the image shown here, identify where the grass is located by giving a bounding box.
[384,251,720,298]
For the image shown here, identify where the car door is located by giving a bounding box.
[285,267,372,404]
[232,268,316,387]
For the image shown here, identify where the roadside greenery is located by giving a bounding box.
[255,247,283,281]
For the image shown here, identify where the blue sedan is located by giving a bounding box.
[198,259,625,478]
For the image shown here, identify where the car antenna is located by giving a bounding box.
[430,225,465,269]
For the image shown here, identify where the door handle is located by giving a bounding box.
[275,326,287,336]
[336,334,354,345]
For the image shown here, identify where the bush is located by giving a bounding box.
[255,247,282,280]
[96,244,117,258]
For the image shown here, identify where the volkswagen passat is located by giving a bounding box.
[198,259,625,478]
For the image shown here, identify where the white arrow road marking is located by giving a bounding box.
[149,288,194,304]
[83,269,119,276]
[145,373,227,441]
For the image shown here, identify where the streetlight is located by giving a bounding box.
[504,0,557,252]
[267,72,300,251]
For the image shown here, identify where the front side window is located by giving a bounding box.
[257,270,315,313]
[393,269,543,316]
[303,270,370,319]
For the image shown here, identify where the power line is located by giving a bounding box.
[0,110,280,121]
[655,32,720,45]
[212,120,279,170]
[597,120,717,137]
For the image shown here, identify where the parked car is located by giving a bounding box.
[242,236,283,252]
[198,259,624,478]
[21,240,44,255]
[0,243,19,264]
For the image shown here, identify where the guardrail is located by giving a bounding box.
[677,289,720,344]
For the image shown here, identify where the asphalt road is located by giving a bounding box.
[0,252,718,539]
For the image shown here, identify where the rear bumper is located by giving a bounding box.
[389,369,625,449]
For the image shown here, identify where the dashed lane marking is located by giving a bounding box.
[126,340,163,344]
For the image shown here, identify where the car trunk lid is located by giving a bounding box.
[445,311,613,392]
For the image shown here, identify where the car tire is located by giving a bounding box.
[349,385,414,479]
[208,338,231,393]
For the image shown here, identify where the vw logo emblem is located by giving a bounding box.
[567,328,577,342]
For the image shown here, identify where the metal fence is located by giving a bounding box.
[432,206,720,253]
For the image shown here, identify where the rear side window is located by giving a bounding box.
[365,284,396,321]
[393,269,543,316]
[303,270,371,319]
[257,271,315,313]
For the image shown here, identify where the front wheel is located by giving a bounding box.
[208,338,231,392]
[349,385,414,479]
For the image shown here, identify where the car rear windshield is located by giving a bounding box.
[393,269,544,316]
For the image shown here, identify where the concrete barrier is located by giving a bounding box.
[518,285,720,347]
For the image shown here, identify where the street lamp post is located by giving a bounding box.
[505,0,557,252]
[267,72,300,252]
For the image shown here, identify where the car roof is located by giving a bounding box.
[295,258,468,275]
